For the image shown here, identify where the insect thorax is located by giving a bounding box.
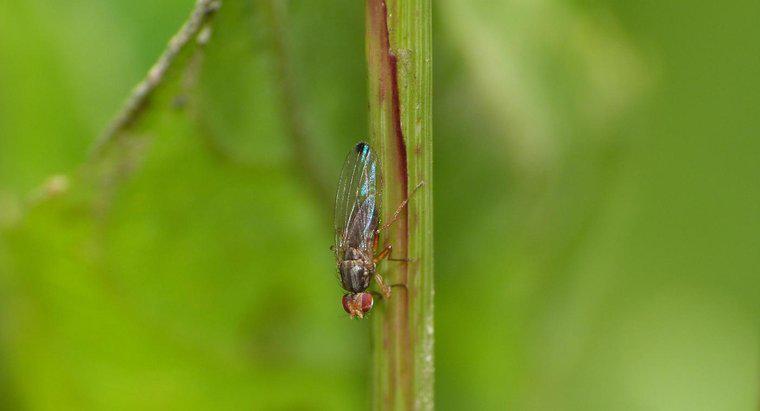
[339,247,374,293]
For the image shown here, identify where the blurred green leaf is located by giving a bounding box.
[434,1,758,410]
[1,0,370,409]
[0,0,758,409]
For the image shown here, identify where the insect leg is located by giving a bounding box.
[376,180,425,234]
[370,284,407,304]
[388,255,416,262]
[375,243,416,263]
[373,244,392,264]
[374,272,392,299]
[372,230,380,252]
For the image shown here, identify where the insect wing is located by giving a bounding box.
[334,142,379,254]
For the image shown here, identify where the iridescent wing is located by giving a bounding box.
[334,142,380,257]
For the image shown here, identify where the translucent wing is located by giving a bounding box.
[334,142,379,257]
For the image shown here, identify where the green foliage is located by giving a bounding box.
[1,1,368,409]
[0,0,758,410]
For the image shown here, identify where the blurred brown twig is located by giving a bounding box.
[89,0,221,157]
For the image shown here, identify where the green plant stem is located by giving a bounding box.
[366,0,433,409]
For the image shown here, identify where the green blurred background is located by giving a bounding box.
[0,0,757,410]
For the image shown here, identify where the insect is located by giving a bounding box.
[333,141,418,319]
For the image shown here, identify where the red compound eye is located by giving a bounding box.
[359,292,373,313]
[341,294,352,313]
[342,293,374,317]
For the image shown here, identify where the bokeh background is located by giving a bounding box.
[1,0,758,410]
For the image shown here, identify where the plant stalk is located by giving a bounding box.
[366,0,433,410]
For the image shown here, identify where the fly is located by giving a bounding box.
[333,141,420,319]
